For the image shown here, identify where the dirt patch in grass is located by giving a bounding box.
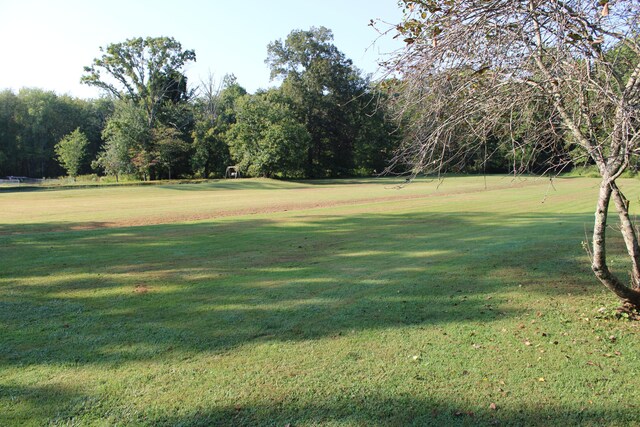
[134,284,151,294]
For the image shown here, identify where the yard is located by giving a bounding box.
[1,176,639,426]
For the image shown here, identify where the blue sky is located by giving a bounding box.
[0,0,403,98]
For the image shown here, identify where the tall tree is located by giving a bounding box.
[387,1,640,308]
[82,36,196,127]
[153,124,189,180]
[83,37,196,180]
[266,27,369,177]
[191,75,246,177]
[0,89,107,178]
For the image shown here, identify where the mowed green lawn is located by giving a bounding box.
[2,176,640,426]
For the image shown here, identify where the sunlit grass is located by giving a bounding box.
[1,176,640,426]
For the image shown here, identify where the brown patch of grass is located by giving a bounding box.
[134,284,151,294]
[0,178,547,235]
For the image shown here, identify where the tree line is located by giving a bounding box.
[3,24,632,182]
[0,28,399,181]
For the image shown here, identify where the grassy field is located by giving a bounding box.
[1,176,640,426]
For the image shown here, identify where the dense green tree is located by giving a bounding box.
[266,27,372,177]
[13,89,67,177]
[351,84,401,175]
[1,32,401,180]
[100,100,151,180]
[153,124,189,179]
[191,75,246,177]
[55,128,89,179]
[0,89,106,177]
[81,97,115,172]
[83,37,196,180]
[0,90,19,175]
[228,91,310,178]
[91,137,129,182]
[3,89,103,177]
[82,36,196,127]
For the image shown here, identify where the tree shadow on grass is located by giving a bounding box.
[0,210,604,369]
[0,383,89,426]
[158,179,309,192]
[0,221,114,236]
[156,396,640,426]
[6,382,636,426]
[0,178,308,195]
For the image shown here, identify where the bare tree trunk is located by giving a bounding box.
[611,182,640,289]
[592,179,640,307]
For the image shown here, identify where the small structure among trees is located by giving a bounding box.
[224,165,241,179]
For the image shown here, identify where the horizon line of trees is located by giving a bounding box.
[0,30,400,181]
[0,27,619,182]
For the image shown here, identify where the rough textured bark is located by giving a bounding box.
[592,180,640,307]
[611,183,640,289]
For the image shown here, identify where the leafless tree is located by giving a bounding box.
[383,0,640,308]
[196,72,225,125]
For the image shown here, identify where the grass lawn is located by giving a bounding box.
[1,176,640,426]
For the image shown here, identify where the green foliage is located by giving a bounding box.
[565,166,638,179]
[0,90,19,175]
[267,27,388,177]
[228,92,310,177]
[606,38,640,90]
[100,100,150,179]
[153,124,189,179]
[1,31,401,181]
[83,37,196,180]
[0,88,105,177]
[54,128,89,178]
[191,76,246,177]
[91,137,130,182]
[82,36,196,123]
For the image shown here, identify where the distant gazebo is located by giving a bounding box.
[225,165,241,179]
